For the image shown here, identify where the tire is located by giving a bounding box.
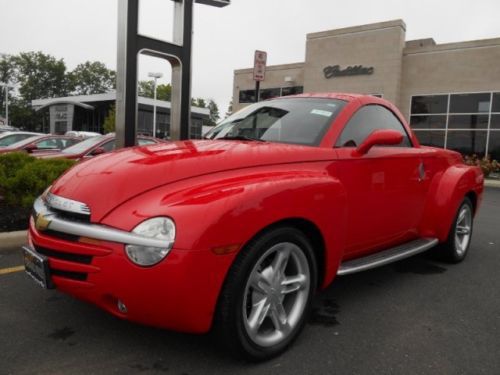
[435,197,474,263]
[215,226,318,361]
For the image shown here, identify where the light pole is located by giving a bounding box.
[0,82,9,125]
[148,72,163,137]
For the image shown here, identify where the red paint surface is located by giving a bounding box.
[29,94,484,333]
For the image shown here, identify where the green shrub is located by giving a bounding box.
[0,152,76,208]
[0,152,35,180]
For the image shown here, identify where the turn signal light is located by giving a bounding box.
[211,244,239,255]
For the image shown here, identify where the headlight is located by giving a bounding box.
[125,217,176,266]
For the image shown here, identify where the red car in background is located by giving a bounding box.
[0,134,81,154]
[37,134,163,161]
[24,94,483,361]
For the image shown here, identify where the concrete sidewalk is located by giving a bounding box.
[0,230,26,251]
[485,178,500,188]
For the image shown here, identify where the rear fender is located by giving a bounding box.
[419,165,483,241]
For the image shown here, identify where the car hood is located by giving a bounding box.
[35,151,70,159]
[51,140,334,222]
[33,150,64,159]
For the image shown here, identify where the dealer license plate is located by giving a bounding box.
[22,246,53,289]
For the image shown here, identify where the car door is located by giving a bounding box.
[333,103,430,258]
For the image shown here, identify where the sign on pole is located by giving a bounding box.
[253,50,267,82]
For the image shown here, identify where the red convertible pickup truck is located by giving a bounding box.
[23,93,483,361]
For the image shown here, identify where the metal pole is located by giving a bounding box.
[255,80,260,102]
[152,77,158,137]
[115,0,227,147]
[4,85,7,125]
[115,0,139,148]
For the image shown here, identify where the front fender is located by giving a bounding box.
[101,163,347,288]
[419,164,483,241]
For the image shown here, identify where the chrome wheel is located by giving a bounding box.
[242,242,310,347]
[455,203,472,256]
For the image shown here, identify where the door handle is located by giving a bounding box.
[418,162,425,182]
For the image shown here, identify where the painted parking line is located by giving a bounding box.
[0,265,25,275]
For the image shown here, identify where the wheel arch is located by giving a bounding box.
[419,164,483,241]
[247,217,327,290]
[465,190,478,214]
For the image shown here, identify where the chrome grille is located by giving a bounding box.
[45,193,91,216]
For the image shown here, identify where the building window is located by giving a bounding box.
[411,95,448,114]
[489,132,500,159]
[410,92,500,161]
[412,130,445,148]
[239,90,256,103]
[282,86,304,96]
[491,114,500,129]
[448,114,489,129]
[492,93,500,112]
[410,115,446,129]
[446,130,487,156]
[260,88,281,101]
[190,119,203,139]
[238,86,304,103]
[449,93,490,113]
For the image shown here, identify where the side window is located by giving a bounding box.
[35,138,59,149]
[336,105,412,148]
[138,139,156,146]
[0,134,17,146]
[63,139,79,148]
[101,140,116,152]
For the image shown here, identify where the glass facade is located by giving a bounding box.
[410,92,500,160]
[239,86,303,103]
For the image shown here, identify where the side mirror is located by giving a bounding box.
[354,129,403,156]
[90,147,106,156]
[24,144,38,153]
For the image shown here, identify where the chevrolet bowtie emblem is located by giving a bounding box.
[35,213,52,231]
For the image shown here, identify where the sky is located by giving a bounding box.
[1,0,500,114]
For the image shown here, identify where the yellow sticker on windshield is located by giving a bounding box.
[310,109,333,117]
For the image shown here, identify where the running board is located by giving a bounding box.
[337,238,439,276]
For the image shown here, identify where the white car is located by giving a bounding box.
[64,131,101,139]
[0,131,42,148]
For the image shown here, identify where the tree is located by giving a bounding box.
[69,61,115,95]
[12,51,70,102]
[207,99,220,126]
[138,80,171,101]
[191,98,206,108]
[103,104,116,134]
[225,99,233,118]
[8,98,40,131]
[0,55,15,121]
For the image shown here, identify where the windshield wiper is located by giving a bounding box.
[220,135,266,142]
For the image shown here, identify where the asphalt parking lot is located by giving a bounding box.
[1,188,499,375]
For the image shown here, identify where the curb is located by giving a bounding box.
[0,230,27,251]
[485,179,500,188]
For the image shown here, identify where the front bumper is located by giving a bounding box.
[27,198,235,333]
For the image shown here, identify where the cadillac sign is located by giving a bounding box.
[323,64,374,79]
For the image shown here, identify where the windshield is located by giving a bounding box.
[206,98,345,146]
[62,135,108,154]
[0,134,27,147]
[6,135,43,148]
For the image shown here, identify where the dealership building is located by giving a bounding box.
[233,19,500,159]
[32,92,210,139]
